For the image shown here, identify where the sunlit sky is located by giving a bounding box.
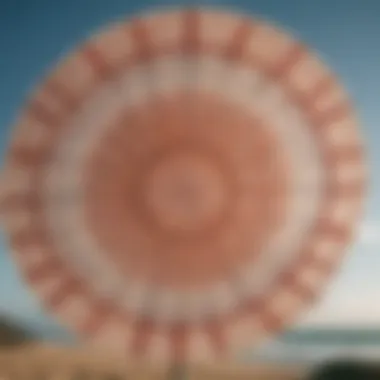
[0,0,380,339]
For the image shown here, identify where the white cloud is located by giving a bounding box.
[357,222,380,246]
[298,287,380,327]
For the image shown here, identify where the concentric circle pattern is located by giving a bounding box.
[0,8,366,364]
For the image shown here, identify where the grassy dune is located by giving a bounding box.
[0,344,306,379]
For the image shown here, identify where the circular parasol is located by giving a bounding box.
[0,7,366,365]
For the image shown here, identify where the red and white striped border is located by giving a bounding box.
[0,8,366,364]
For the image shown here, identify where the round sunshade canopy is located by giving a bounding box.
[0,8,366,364]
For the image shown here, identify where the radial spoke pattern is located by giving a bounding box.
[0,8,366,364]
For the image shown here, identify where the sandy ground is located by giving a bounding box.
[0,344,307,379]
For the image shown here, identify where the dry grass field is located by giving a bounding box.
[0,344,306,380]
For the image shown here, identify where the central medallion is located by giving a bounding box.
[144,149,228,234]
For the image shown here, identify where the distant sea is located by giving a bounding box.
[240,328,380,364]
[38,324,380,364]
[6,313,380,364]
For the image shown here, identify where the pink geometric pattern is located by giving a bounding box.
[0,8,366,364]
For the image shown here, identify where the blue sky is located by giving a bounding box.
[0,0,380,339]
